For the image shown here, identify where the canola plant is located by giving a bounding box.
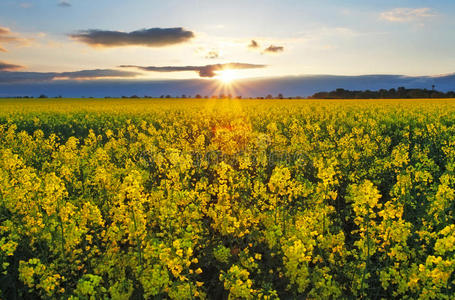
[0,98,454,299]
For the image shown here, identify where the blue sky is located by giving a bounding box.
[0,0,454,86]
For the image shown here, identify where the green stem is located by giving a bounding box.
[56,198,66,260]
[360,216,370,298]
[131,207,143,273]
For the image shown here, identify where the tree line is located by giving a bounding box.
[3,87,455,99]
[309,87,455,99]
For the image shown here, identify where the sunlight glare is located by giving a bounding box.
[218,69,237,84]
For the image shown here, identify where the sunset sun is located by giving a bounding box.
[218,69,237,83]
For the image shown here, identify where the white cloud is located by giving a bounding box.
[20,2,32,9]
[380,8,436,23]
[0,27,32,52]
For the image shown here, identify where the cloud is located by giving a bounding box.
[4,73,455,98]
[380,8,436,23]
[58,1,71,7]
[264,45,284,53]
[57,69,139,79]
[0,27,27,43]
[120,62,266,78]
[249,40,284,54]
[20,2,32,8]
[0,27,30,52]
[69,27,195,47]
[0,61,24,71]
[205,50,219,59]
[0,69,140,83]
[249,40,259,49]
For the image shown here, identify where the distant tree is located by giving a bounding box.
[181,94,186,98]
[277,93,284,99]
[195,94,202,99]
[219,93,225,99]
[397,87,406,98]
[38,94,48,99]
[378,89,387,98]
[265,94,273,99]
[388,88,396,98]
[237,95,242,99]
[130,95,139,98]
[309,87,455,99]
[165,95,171,98]
[227,94,232,99]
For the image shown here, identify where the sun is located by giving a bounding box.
[217,69,237,84]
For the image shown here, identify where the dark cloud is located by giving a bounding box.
[3,73,455,98]
[0,61,24,71]
[0,69,140,83]
[0,72,57,83]
[264,45,284,53]
[57,69,139,79]
[120,62,266,78]
[205,50,219,59]
[58,1,71,7]
[249,40,259,49]
[69,27,195,47]
[0,27,29,52]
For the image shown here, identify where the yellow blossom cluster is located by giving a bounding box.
[0,98,454,298]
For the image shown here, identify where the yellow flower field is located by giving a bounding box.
[1,98,455,299]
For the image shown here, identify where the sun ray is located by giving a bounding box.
[198,68,253,100]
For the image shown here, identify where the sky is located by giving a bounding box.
[0,0,455,96]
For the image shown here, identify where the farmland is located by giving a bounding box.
[1,98,455,299]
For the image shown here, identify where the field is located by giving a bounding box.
[1,97,455,299]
